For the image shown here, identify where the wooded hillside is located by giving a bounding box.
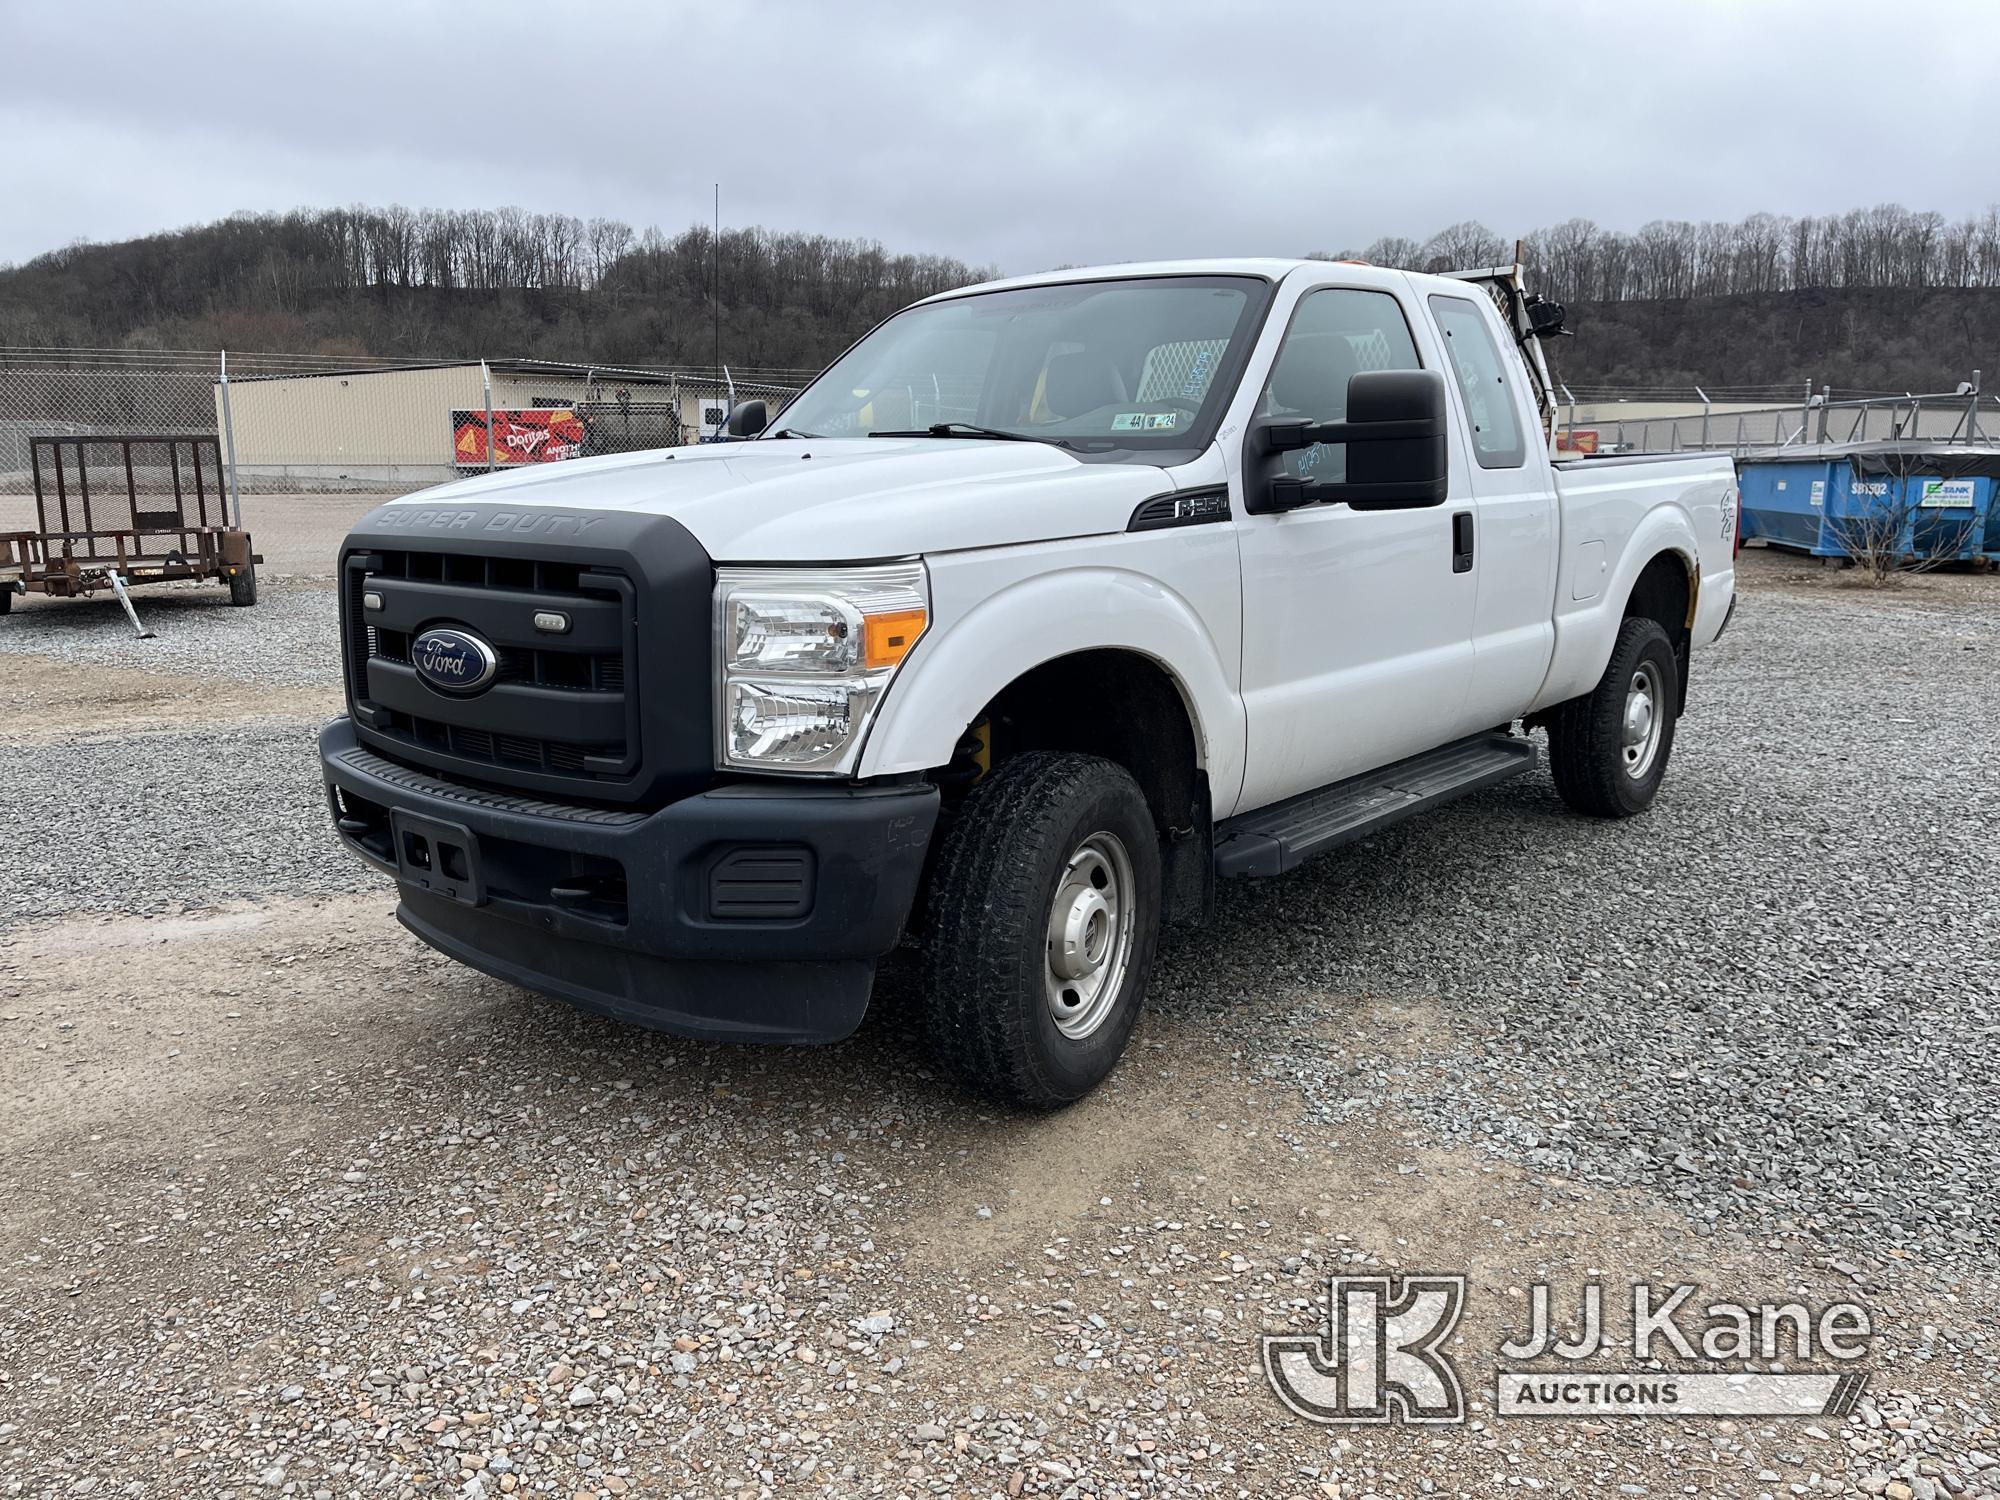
[1327,204,2000,394]
[0,208,995,373]
[4,201,1997,391]
[1549,287,2000,394]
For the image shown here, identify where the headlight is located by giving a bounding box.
[714,562,928,773]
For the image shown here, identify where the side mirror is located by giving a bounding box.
[1246,368,1451,513]
[724,399,769,438]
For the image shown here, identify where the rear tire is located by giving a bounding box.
[1548,616,1679,818]
[228,563,258,607]
[921,751,1161,1110]
[0,589,12,615]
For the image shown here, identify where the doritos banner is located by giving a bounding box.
[452,408,587,468]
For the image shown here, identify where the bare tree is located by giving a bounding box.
[1821,452,1984,586]
[1418,221,1507,273]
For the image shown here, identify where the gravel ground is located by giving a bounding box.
[2,551,1999,1498]
[0,719,370,923]
[0,585,356,923]
[5,897,1997,1500]
[0,581,341,688]
[1155,572,2000,1273]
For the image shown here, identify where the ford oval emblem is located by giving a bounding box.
[410,627,499,695]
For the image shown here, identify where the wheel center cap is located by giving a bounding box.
[1051,886,1113,981]
[1625,693,1654,745]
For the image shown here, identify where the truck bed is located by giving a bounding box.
[1551,451,1735,471]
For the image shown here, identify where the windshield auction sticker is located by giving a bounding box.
[1263,1275,1871,1425]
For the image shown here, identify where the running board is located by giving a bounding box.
[1214,732,1537,878]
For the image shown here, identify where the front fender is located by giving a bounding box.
[857,563,1245,814]
[1532,502,1700,713]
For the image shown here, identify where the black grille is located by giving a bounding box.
[342,546,639,793]
[369,548,587,594]
[368,627,624,692]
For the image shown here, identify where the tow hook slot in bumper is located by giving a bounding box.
[389,810,486,907]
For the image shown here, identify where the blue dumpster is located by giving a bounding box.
[1737,454,1845,554]
[1738,444,2000,564]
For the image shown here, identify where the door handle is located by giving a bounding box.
[1451,511,1475,573]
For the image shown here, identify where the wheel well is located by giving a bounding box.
[1625,550,1692,634]
[937,649,1211,924]
[1625,550,1694,709]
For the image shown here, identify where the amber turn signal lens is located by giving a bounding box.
[862,607,927,669]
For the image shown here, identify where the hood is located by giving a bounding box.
[377,439,1175,560]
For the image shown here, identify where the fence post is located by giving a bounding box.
[481,360,496,473]
[1969,370,1983,443]
[1695,386,1711,448]
[1816,385,1832,444]
[218,349,244,529]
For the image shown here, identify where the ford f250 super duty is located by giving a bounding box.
[321,258,1738,1107]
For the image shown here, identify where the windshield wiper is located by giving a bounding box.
[870,422,1050,444]
[766,427,823,439]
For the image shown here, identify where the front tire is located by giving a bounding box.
[228,563,258,607]
[921,752,1161,1109]
[1548,616,1680,818]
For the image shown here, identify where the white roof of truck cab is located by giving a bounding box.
[918,259,1318,303]
[918,257,1488,305]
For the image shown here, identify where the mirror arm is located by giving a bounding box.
[1299,416,1443,444]
[1272,478,1448,516]
[1254,414,1448,454]
[1269,476,1449,511]
[1256,420,1314,454]
[1266,477,1335,510]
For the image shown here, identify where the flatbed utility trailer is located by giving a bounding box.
[0,435,260,616]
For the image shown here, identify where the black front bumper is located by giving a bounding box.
[320,717,939,1043]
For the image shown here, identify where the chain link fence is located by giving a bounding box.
[1558,385,1996,457]
[18,345,1990,578]
[0,349,807,576]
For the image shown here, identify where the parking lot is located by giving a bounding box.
[3,551,1998,1499]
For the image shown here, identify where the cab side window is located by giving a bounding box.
[1427,295,1526,469]
[1263,289,1422,482]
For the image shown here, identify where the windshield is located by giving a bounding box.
[770,275,1267,450]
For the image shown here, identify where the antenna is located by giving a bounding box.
[713,183,721,381]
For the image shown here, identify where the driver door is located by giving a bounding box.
[1233,279,1478,812]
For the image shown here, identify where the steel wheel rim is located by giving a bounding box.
[1621,663,1664,780]
[1044,830,1136,1041]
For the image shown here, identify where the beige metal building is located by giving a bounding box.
[211,360,726,489]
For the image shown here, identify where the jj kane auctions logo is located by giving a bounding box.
[1264,1275,1872,1425]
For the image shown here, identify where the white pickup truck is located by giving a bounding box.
[321,258,1738,1107]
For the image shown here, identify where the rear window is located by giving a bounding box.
[1428,295,1527,469]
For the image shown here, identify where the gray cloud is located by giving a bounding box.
[5,0,1995,271]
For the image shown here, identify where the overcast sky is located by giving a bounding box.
[6,0,1996,273]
